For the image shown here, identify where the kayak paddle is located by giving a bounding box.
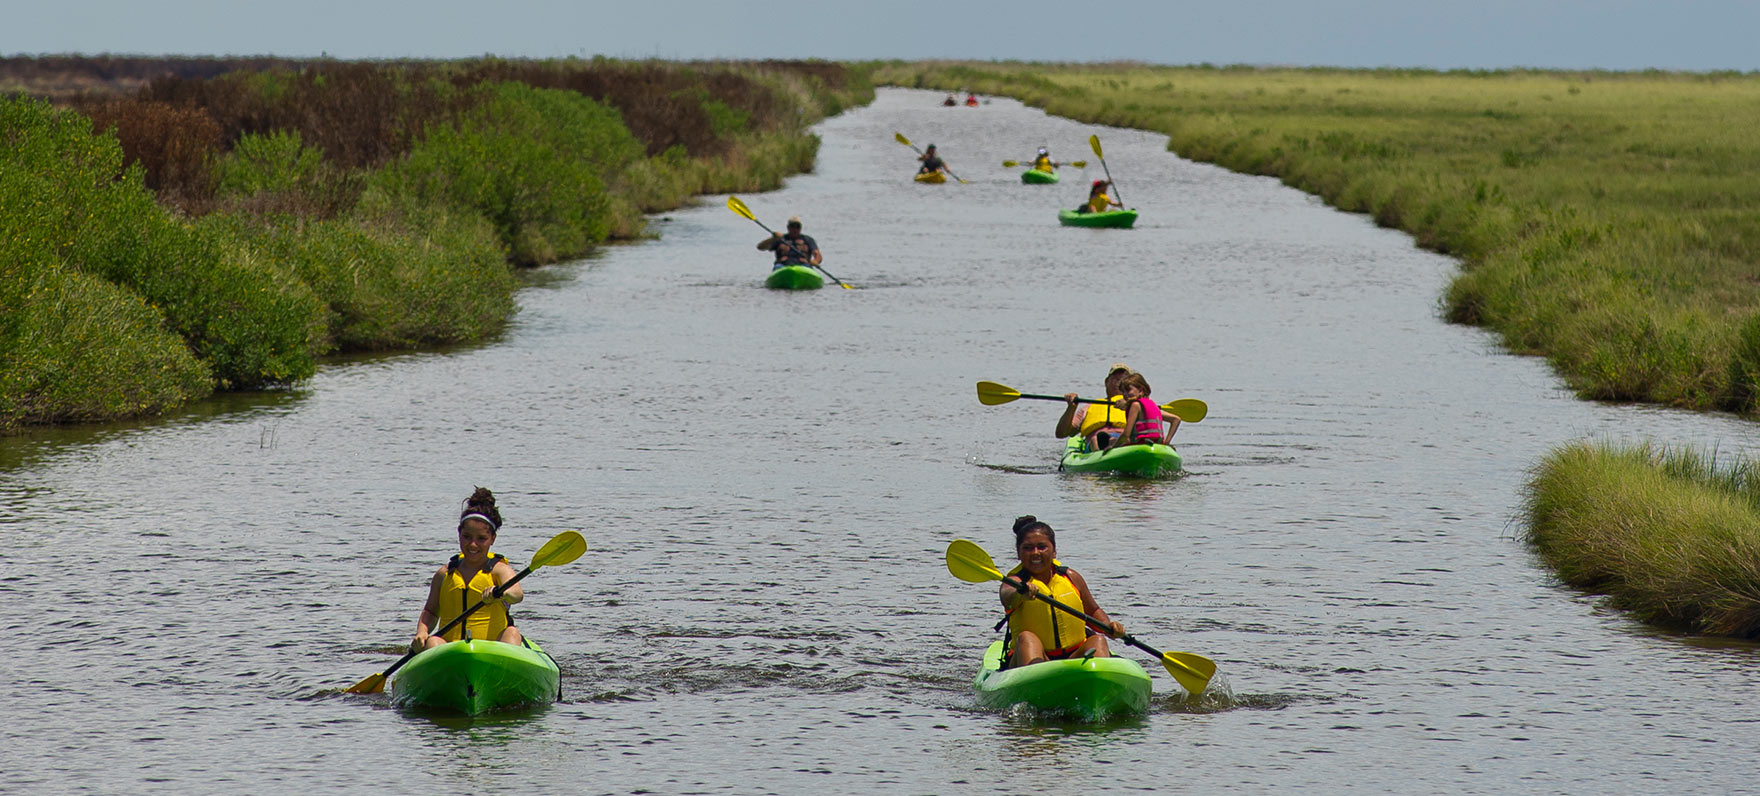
[1002,160,1086,168]
[976,380,1207,424]
[944,539,1216,696]
[1088,134,1124,208]
[725,196,853,289]
[344,530,587,695]
[894,132,968,184]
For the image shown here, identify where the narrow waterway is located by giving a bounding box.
[4,87,1757,794]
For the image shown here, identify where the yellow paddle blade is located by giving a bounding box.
[531,530,587,568]
[1002,160,1020,167]
[946,539,1004,584]
[1070,160,1087,168]
[1162,398,1208,423]
[894,132,914,148]
[975,381,1023,406]
[1089,134,1104,158]
[344,671,388,694]
[726,196,756,222]
[1161,651,1217,696]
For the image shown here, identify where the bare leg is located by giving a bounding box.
[1009,631,1048,667]
[497,625,525,646]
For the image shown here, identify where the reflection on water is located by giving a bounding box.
[6,87,1760,794]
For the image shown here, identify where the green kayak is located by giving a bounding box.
[1059,436,1181,477]
[765,265,824,290]
[1020,168,1059,184]
[390,638,560,714]
[1058,208,1138,228]
[974,640,1151,719]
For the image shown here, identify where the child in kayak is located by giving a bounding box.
[1114,372,1178,446]
[1080,179,1121,214]
[999,515,1125,667]
[1031,147,1058,172]
[412,487,525,651]
[1055,362,1133,451]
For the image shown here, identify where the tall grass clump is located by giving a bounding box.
[1525,440,1760,637]
[873,63,1760,415]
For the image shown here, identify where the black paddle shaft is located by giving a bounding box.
[1013,391,1112,407]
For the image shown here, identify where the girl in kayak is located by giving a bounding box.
[1114,372,1178,446]
[999,516,1125,667]
[412,487,525,650]
[1031,147,1058,173]
[1055,362,1133,451]
[1080,179,1122,214]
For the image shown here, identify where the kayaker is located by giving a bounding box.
[965,92,979,106]
[756,216,822,269]
[1054,363,1134,451]
[1080,179,1122,214]
[1113,372,1178,446]
[943,94,957,106]
[412,487,525,651]
[1031,147,1058,172]
[918,144,948,175]
[998,516,1124,667]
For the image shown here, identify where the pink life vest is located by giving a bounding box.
[1129,398,1164,444]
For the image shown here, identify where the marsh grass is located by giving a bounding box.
[874,62,1760,413]
[1526,441,1760,637]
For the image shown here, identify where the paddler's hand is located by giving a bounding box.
[411,633,429,653]
[1063,392,1079,407]
[479,587,504,604]
[1106,620,1126,638]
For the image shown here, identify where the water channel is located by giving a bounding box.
[4,87,1758,794]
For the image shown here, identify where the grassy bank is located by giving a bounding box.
[873,62,1760,414]
[1526,441,1760,638]
[0,58,871,433]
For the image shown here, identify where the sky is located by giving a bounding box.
[6,0,1757,72]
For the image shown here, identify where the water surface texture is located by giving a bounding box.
[5,88,1758,794]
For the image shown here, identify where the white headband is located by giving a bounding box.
[460,512,498,530]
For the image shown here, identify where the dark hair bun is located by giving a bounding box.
[1012,515,1038,533]
[460,486,503,530]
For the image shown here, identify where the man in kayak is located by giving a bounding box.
[756,216,822,269]
[1078,179,1122,214]
[1055,363,1134,451]
[999,516,1124,667]
[918,144,949,175]
[412,488,525,651]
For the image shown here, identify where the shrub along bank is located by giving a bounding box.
[0,58,871,433]
[1526,441,1760,638]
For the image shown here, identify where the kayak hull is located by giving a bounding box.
[1020,168,1059,184]
[915,171,947,184]
[1060,437,1181,477]
[390,638,560,715]
[974,641,1151,719]
[766,265,824,290]
[1058,208,1138,228]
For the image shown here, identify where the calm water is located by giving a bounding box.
[5,87,1758,795]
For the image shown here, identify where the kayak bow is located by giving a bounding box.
[390,638,561,714]
[974,640,1151,719]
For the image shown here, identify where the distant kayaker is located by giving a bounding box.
[918,144,948,175]
[1055,362,1134,451]
[757,216,822,269]
[1113,372,1178,446]
[965,92,979,106]
[943,94,958,106]
[999,515,1124,667]
[412,487,525,651]
[1031,147,1059,172]
[1081,179,1122,214]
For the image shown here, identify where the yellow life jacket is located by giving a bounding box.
[1005,562,1091,654]
[1087,192,1114,213]
[1033,155,1053,171]
[1078,394,1128,437]
[438,553,511,642]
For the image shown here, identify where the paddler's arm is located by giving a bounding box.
[998,577,1039,610]
[1118,400,1144,445]
[487,558,523,605]
[413,568,445,648]
[757,233,780,251]
[1164,413,1181,440]
[808,242,823,267]
[1054,394,1083,439]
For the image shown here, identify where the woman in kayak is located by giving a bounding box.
[756,216,822,268]
[999,516,1125,667]
[1080,179,1122,214]
[1055,362,1133,451]
[918,144,948,175]
[412,487,525,651]
[1114,372,1178,446]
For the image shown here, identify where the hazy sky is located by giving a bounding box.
[7,0,1756,71]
